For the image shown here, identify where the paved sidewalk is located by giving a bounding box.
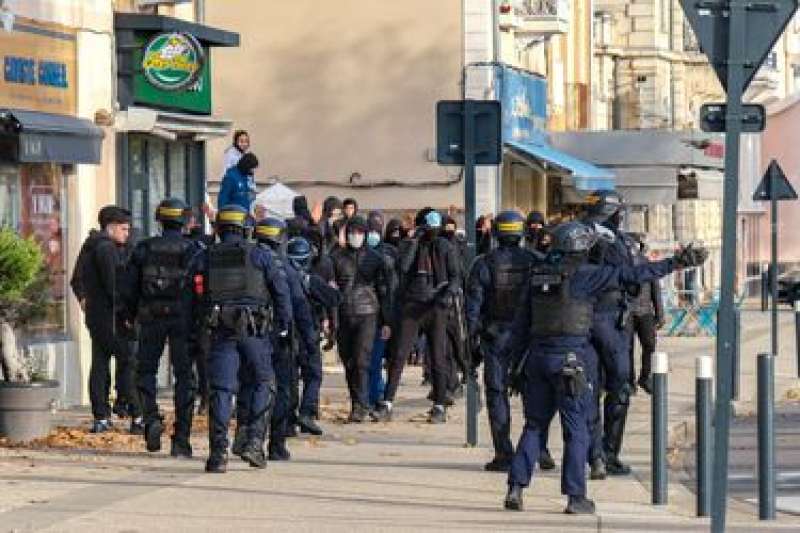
[0,308,798,532]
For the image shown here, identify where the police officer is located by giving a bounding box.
[466,211,555,472]
[330,216,393,422]
[503,221,707,514]
[125,199,199,457]
[251,217,319,460]
[203,205,292,472]
[373,208,460,424]
[287,237,341,426]
[583,190,638,477]
[524,211,546,253]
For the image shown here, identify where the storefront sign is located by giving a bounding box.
[142,32,205,91]
[0,19,77,115]
[134,32,212,114]
[495,66,548,146]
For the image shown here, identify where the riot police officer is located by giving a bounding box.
[250,217,320,460]
[583,190,638,477]
[330,216,393,422]
[287,237,341,425]
[466,211,554,472]
[125,199,199,458]
[203,205,292,472]
[503,221,707,515]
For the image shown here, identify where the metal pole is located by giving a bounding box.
[757,352,776,520]
[464,100,479,447]
[711,1,746,530]
[795,300,800,378]
[652,352,668,505]
[771,175,779,358]
[762,263,769,312]
[696,355,713,517]
[732,306,741,401]
[492,0,501,62]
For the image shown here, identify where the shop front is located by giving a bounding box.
[114,13,238,237]
[494,65,614,219]
[0,17,103,391]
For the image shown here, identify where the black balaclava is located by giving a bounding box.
[442,215,457,241]
[293,195,311,222]
[385,218,402,247]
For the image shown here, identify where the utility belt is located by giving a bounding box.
[138,300,185,322]
[208,304,273,338]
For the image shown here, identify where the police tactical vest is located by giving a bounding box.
[529,261,593,337]
[487,251,532,322]
[140,237,191,316]
[207,241,269,307]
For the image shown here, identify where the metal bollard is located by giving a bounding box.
[696,356,713,517]
[732,306,741,401]
[761,264,769,312]
[757,353,776,520]
[795,300,800,379]
[652,352,669,505]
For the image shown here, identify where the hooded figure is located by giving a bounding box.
[218,153,259,212]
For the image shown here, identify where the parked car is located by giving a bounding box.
[777,270,800,306]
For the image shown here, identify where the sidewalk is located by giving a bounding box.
[0,309,797,532]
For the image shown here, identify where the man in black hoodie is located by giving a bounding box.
[373,208,461,424]
[71,206,141,434]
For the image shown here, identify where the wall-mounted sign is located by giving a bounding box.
[142,32,205,92]
[133,32,211,114]
[0,19,77,115]
[495,66,548,147]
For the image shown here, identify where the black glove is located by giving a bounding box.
[674,244,709,269]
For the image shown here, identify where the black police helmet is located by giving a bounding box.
[155,198,188,226]
[287,236,312,266]
[492,210,525,239]
[254,217,286,244]
[551,221,597,254]
[584,190,624,221]
[215,204,249,230]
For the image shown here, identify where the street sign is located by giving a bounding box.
[681,0,798,93]
[700,103,766,133]
[753,159,799,201]
[436,100,501,166]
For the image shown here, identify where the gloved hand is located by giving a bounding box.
[674,244,709,269]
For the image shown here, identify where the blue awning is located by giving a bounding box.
[506,139,615,191]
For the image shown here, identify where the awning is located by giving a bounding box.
[506,139,615,191]
[0,109,104,164]
[114,13,240,47]
[115,106,233,141]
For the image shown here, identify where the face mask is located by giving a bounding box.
[348,232,365,249]
[366,231,381,248]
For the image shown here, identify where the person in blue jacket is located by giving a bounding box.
[217,152,259,213]
[201,205,292,473]
[502,221,707,515]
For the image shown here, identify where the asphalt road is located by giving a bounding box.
[683,401,800,516]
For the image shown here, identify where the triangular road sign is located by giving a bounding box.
[681,0,798,93]
[753,160,799,201]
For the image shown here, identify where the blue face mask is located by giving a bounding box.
[366,231,381,248]
[425,211,442,229]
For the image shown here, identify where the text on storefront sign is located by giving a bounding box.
[4,56,69,88]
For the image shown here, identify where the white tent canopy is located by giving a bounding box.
[253,182,299,220]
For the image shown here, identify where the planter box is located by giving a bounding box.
[0,380,59,442]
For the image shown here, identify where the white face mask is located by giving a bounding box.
[348,232,365,249]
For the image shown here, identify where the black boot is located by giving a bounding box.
[205,449,228,473]
[241,445,267,469]
[484,456,512,472]
[590,457,607,480]
[268,439,291,461]
[370,401,392,422]
[565,495,596,515]
[637,374,653,395]
[144,417,164,453]
[231,424,249,457]
[606,455,632,476]
[170,437,193,459]
[504,484,524,511]
[538,449,556,471]
[297,414,323,436]
[241,409,270,469]
[428,405,447,424]
[348,403,367,423]
[129,417,145,436]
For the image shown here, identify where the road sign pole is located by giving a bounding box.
[463,100,479,447]
[757,352,777,520]
[771,170,779,358]
[711,2,747,531]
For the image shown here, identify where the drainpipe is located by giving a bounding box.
[195,0,205,23]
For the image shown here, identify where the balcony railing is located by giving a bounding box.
[511,0,570,36]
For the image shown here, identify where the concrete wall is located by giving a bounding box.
[205,0,464,212]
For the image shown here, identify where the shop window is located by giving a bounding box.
[0,163,67,339]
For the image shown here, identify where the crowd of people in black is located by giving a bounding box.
[70,179,702,514]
